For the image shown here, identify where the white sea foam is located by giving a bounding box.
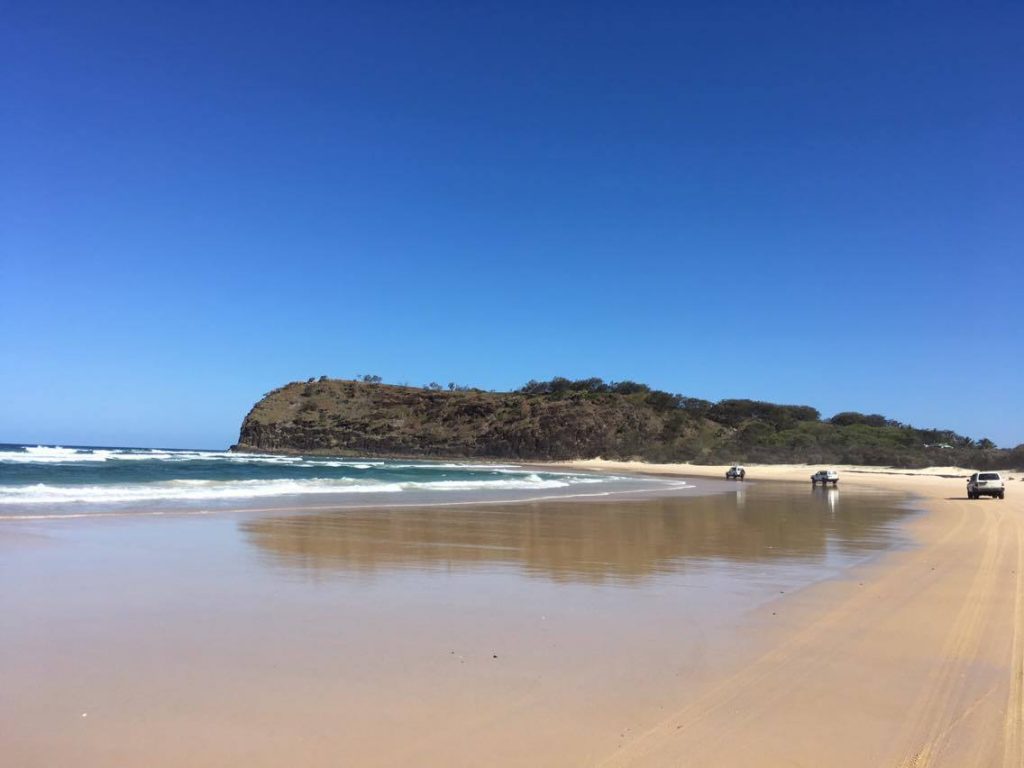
[0,446,166,463]
[302,460,384,469]
[0,448,528,469]
[383,463,521,470]
[0,446,320,465]
[0,446,115,463]
[0,472,598,505]
[0,446,524,469]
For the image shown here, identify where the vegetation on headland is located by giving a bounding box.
[234,376,1023,469]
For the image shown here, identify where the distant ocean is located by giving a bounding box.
[0,444,690,518]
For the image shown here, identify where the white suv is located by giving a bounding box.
[811,469,839,486]
[967,472,1005,500]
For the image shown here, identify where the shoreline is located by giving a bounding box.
[546,458,1010,485]
[0,478,703,522]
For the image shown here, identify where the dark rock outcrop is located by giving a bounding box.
[233,380,685,461]
[233,378,1022,467]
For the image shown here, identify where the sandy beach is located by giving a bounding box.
[2,461,1021,767]
[559,461,1024,766]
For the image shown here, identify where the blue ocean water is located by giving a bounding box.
[0,444,680,516]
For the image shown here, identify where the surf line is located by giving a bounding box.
[0,481,700,521]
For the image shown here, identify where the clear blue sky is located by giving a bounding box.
[2,1,1021,449]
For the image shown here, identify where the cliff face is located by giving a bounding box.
[233,380,686,461]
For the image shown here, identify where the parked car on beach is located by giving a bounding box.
[967,472,1005,500]
[811,469,839,486]
[725,465,746,481]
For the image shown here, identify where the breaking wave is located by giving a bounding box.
[0,473,596,505]
[0,446,526,471]
[0,443,670,514]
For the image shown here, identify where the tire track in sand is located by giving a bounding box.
[598,504,976,768]
[895,506,1003,767]
[1002,517,1024,768]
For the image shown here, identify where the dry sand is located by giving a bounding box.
[558,460,1024,767]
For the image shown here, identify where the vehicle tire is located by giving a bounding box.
[1000,492,1005,500]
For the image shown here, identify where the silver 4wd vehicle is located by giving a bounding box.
[811,469,839,486]
[967,472,1005,500]
[725,465,746,481]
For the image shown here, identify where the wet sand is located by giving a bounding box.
[2,467,1020,766]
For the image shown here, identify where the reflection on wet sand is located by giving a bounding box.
[241,484,910,584]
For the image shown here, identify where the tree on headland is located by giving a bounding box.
[610,380,650,395]
[678,397,712,417]
[709,399,820,430]
[830,412,888,428]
